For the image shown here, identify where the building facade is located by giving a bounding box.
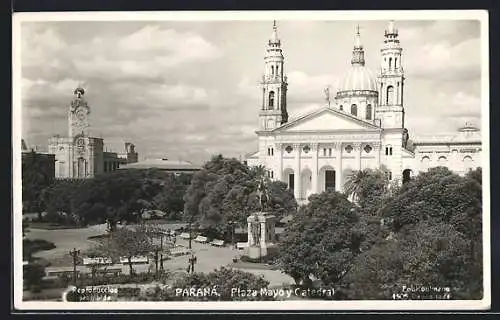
[48,87,138,178]
[246,21,482,203]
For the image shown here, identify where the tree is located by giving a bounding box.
[23,263,46,292]
[343,169,370,203]
[340,220,479,299]
[183,155,297,236]
[22,151,55,217]
[94,224,156,275]
[278,190,360,286]
[380,167,481,233]
[338,167,483,300]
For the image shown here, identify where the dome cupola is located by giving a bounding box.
[334,25,378,122]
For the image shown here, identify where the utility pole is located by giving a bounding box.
[69,248,80,286]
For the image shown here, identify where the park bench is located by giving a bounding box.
[169,247,192,257]
[193,235,208,243]
[83,257,113,266]
[236,242,248,250]
[119,256,149,264]
[94,268,123,276]
[210,239,225,247]
[179,232,191,239]
[46,269,80,278]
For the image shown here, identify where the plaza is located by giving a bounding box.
[24,224,294,289]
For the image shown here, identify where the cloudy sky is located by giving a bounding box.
[19,17,482,164]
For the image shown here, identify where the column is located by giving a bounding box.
[88,139,94,176]
[68,145,74,178]
[293,143,301,201]
[311,143,318,194]
[354,142,362,171]
[276,143,283,182]
[260,220,266,245]
[247,221,254,246]
[277,88,281,111]
[335,142,342,192]
[375,142,382,168]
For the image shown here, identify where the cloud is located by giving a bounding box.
[287,71,339,99]
[18,20,482,163]
[409,38,480,81]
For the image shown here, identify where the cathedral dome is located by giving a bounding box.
[337,65,378,93]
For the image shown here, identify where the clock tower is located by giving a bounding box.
[48,85,104,178]
[69,86,91,138]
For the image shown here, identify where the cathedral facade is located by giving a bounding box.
[48,87,138,179]
[246,21,482,203]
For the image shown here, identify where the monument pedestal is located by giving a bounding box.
[244,211,277,260]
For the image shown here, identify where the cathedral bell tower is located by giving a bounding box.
[259,21,288,131]
[377,20,405,129]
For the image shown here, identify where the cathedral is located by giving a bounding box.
[48,87,138,179]
[246,21,482,203]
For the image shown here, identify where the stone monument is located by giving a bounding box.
[244,177,277,260]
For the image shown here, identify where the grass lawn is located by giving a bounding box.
[24,224,108,266]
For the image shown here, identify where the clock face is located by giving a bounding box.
[76,110,86,120]
[77,138,85,147]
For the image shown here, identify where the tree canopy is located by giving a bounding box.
[40,169,192,227]
[278,190,361,286]
[183,155,297,233]
[278,167,483,300]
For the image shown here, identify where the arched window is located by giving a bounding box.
[438,156,447,166]
[366,104,372,120]
[389,57,392,69]
[463,156,473,172]
[421,156,430,170]
[351,104,358,116]
[276,65,279,75]
[386,86,394,105]
[271,66,274,76]
[385,145,393,156]
[269,91,275,108]
[395,57,398,68]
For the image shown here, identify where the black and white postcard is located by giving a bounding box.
[12,10,491,311]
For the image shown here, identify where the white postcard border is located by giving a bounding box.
[12,9,491,311]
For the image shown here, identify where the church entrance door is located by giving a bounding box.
[325,170,336,191]
[288,173,294,192]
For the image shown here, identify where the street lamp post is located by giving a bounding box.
[160,232,164,272]
[188,220,193,250]
[69,248,80,286]
[228,221,236,249]
[188,254,197,274]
